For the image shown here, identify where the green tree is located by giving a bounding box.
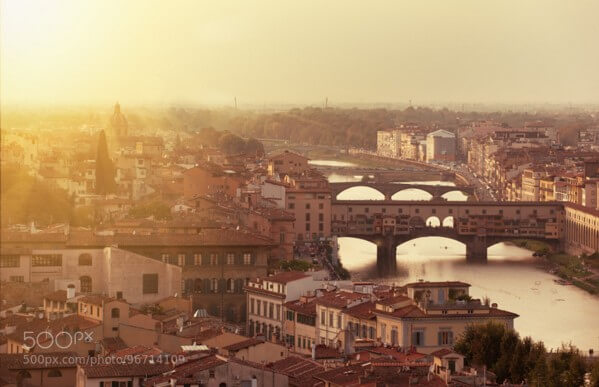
[454,321,506,369]
[95,130,116,194]
[245,137,265,157]
[218,132,246,154]
[527,342,548,387]
[509,336,532,383]
[495,329,520,382]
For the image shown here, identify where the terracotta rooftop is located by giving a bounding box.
[263,271,310,284]
[43,290,68,303]
[81,362,171,378]
[268,356,324,379]
[284,299,317,316]
[143,355,228,386]
[79,294,119,306]
[99,337,128,353]
[314,344,342,359]
[0,352,79,370]
[223,338,264,352]
[315,290,369,309]
[405,281,470,289]
[343,301,377,320]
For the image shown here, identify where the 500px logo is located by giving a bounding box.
[23,331,94,349]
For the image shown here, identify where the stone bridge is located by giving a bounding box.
[331,200,564,276]
[330,182,476,201]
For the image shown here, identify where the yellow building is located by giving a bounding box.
[374,281,518,354]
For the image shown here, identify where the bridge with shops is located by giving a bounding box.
[330,199,564,275]
[330,182,476,201]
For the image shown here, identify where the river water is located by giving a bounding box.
[322,165,599,351]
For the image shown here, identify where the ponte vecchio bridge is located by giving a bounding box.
[330,182,476,201]
[330,196,564,276]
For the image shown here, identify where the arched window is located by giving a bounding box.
[111,308,120,318]
[78,254,92,266]
[48,369,62,377]
[80,276,92,293]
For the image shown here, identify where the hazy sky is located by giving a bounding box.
[2,0,599,106]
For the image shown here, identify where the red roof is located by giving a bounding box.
[264,271,310,284]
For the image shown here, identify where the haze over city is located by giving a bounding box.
[2,2,599,386]
[2,0,599,106]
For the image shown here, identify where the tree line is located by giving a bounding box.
[454,321,599,386]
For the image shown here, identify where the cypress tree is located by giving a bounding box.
[95,130,116,194]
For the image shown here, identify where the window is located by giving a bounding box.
[329,312,334,327]
[257,300,261,316]
[438,330,454,345]
[251,298,255,314]
[210,254,218,265]
[32,254,62,267]
[10,276,24,282]
[337,314,342,328]
[287,310,295,321]
[321,310,326,325]
[111,308,120,318]
[194,254,202,265]
[80,276,92,293]
[319,213,324,221]
[142,274,158,294]
[305,223,310,231]
[319,203,324,209]
[288,203,295,209]
[412,330,424,346]
[305,203,310,209]
[116,291,123,300]
[243,253,252,265]
[161,254,169,263]
[269,302,274,319]
[177,254,185,266]
[48,369,62,377]
[305,213,310,221]
[226,253,235,265]
[0,255,19,267]
[78,254,92,266]
[211,278,218,292]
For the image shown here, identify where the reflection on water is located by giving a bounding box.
[338,237,599,350]
[309,159,357,167]
[318,164,599,351]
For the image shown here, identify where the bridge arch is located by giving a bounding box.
[442,216,455,228]
[440,190,470,201]
[408,216,425,227]
[336,186,385,200]
[391,188,433,201]
[425,216,441,228]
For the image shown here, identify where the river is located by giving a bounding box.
[319,163,599,351]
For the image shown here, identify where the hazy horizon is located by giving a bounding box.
[2,0,599,107]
